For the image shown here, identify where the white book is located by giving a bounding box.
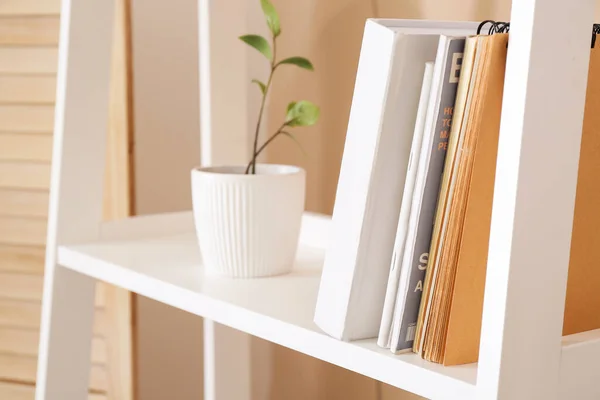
[377,62,435,348]
[314,19,478,341]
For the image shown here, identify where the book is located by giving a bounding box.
[314,19,478,341]
[420,34,497,363]
[377,61,435,348]
[417,33,508,364]
[563,44,600,337]
[388,36,466,353]
[413,35,481,355]
[413,30,600,366]
[445,36,600,365]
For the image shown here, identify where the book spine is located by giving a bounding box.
[313,21,397,340]
[394,38,465,352]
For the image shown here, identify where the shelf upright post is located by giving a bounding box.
[35,0,116,399]
[477,0,595,399]
[198,0,271,399]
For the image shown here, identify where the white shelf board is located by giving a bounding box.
[57,211,477,400]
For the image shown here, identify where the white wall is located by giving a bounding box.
[130,0,203,398]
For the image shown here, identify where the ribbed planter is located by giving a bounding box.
[191,164,306,278]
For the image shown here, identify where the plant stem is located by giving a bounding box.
[248,34,278,175]
[257,123,286,157]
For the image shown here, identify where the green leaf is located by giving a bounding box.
[285,100,320,127]
[281,131,308,157]
[239,34,272,60]
[278,57,314,71]
[251,79,267,95]
[286,101,297,115]
[260,0,281,37]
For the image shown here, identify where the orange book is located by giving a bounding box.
[563,45,600,336]
[417,34,600,366]
[416,33,507,364]
[441,33,507,365]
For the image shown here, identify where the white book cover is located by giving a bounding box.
[314,19,478,341]
[377,62,435,348]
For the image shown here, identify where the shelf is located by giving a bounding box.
[57,211,477,400]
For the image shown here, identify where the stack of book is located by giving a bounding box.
[314,19,600,366]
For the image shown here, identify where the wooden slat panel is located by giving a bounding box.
[0,273,107,307]
[104,285,133,399]
[0,162,51,190]
[0,299,108,335]
[0,216,47,245]
[0,0,61,16]
[0,75,56,104]
[0,327,107,364]
[0,105,54,132]
[0,273,42,301]
[95,283,107,308]
[91,365,110,393]
[0,189,49,218]
[105,1,136,397]
[0,133,53,162]
[0,382,34,400]
[90,337,107,363]
[0,353,35,383]
[0,47,57,73]
[0,382,107,400]
[0,353,109,392]
[0,244,44,274]
[0,16,60,45]
[0,4,125,398]
[0,300,40,328]
[94,307,109,336]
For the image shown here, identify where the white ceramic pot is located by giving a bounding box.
[191,164,306,278]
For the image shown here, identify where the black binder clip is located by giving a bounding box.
[477,20,510,35]
[592,24,600,48]
[480,20,599,49]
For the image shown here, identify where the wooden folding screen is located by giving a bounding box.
[0,0,133,398]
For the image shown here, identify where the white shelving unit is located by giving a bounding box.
[35,0,600,399]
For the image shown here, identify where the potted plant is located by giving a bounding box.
[191,0,320,278]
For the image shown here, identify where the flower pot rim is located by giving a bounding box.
[192,163,304,177]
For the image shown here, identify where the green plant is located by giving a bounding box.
[240,0,320,174]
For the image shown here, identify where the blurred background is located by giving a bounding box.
[1,0,596,399]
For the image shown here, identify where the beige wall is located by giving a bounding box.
[130,0,600,399]
[131,0,203,399]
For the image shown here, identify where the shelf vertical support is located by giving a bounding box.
[198,0,269,399]
[36,0,115,399]
[204,321,252,400]
[198,0,267,166]
[478,1,595,399]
